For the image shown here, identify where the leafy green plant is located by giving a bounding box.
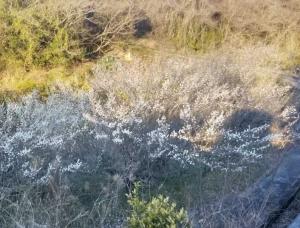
[127,183,190,228]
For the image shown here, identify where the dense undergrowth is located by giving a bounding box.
[1,50,299,226]
[0,0,140,96]
[1,0,300,227]
[1,0,300,97]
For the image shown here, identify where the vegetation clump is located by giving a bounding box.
[127,183,190,228]
[0,0,81,69]
[0,0,141,97]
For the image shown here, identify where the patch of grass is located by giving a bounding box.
[166,13,228,52]
[135,0,300,67]
[0,63,93,99]
[276,31,300,69]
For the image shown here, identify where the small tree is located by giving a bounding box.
[127,183,190,228]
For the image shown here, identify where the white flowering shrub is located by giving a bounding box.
[205,124,273,172]
[0,46,296,226]
[0,53,287,182]
[0,92,93,187]
[89,48,290,173]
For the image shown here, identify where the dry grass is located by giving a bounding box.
[0,63,93,99]
[135,0,300,53]
[1,0,300,97]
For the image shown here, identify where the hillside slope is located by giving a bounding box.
[1,0,300,227]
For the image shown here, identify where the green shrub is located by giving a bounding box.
[127,183,190,228]
[0,1,83,69]
[0,0,138,72]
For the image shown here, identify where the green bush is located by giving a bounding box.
[0,0,138,72]
[0,1,83,69]
[127,183,190,228]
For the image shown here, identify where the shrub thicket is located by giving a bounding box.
[0,0,138,71]
[0,0,141,96]
[0,0,81,69]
